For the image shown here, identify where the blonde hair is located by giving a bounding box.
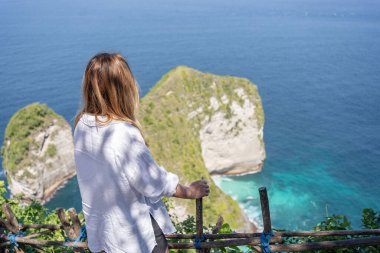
[75,53,146,142]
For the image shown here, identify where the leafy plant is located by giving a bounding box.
[1,181,380,253]
[280,210,380,253]
[0,180,89,253]
[362,208,380,229]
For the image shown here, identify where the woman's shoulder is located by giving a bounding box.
[75,113,144,142]
[111,120,138,132]
[111,121,144,142]
[77,113,135,129]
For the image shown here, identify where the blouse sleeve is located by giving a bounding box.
[116,124,179,203]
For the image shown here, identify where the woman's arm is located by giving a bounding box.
[173,180,210,199]
[117,124,209,200]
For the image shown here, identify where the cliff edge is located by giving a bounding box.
[1,103,75,202]
[138,66,265,231]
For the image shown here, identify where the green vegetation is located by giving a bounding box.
[46,144,57,157]
[138,66,264,229]
[0,180,72,253]
[2,67,378,253]
[1,181,379,253]
[278,213,380,253]
[1,103,63,179]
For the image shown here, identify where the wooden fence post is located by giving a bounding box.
[1,204,24,253]
[204,215,224,253]
[67,208,82,239]
[1,204,19,234]
[196,198,204,253]
[259,187,272,234]
[56,208,85,253]
[56,209,72,238]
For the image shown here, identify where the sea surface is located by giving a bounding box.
[1,0,379,230]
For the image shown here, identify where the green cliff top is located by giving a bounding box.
[138,65,264,229]
[1,103,64,179]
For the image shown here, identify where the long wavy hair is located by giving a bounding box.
[74,53,145,142]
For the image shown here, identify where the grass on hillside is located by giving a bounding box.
[138,66,264,229]
[1,103,63,179]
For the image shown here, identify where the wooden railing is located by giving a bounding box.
[1,187,380,252]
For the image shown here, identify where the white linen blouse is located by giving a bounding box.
[74,113,179,253]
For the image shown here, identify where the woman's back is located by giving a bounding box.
[74,113,177,253]
[75,114,139,214]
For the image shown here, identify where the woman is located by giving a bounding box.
[74,53,210,253]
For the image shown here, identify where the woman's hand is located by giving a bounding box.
[173,180,210,199]
[188,180,210,199]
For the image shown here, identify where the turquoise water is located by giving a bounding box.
[1,0,380,230]
[214,149,379,229]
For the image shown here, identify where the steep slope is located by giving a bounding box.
[138,66,265,231]
[1,103,75,202]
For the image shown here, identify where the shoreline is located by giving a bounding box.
[211,166,263,233]
[42,171,77,205]
[211,168,263,232]
[209,163,263,176]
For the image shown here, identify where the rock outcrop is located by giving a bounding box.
[1,66,265,232]
[139,66,265,231]
[199,89,265,175]
[1,103,75,202]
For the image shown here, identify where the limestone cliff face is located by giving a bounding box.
[1,103,75,202]
[199,87,265,175]
[139,66,265,231]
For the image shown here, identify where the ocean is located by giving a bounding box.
[1,0,379,230]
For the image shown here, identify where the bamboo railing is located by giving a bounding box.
[0,187,380,252]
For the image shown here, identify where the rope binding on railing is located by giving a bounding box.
[1,230,26,247]
[64,225,87,247]
[194,234,207,249]
[260,230,274,253]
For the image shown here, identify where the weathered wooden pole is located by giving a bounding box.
[204,215,224,253]
[165,229,380,239]
[1,204,25,253]
[56,208,85,253]
[259,187,272,233]
[1,204,19,234]
[67,208,82,240]
[264,236,380,252]
[196,197,204,252]
[56,209,72,238]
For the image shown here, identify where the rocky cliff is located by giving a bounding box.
[138,66,265,231]
[199,85,265,175]
[1,103,75,202]
[1,66,265,231]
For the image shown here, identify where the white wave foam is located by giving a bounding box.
[239,202,263,231]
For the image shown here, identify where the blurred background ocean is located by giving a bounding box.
[1,0,379,230]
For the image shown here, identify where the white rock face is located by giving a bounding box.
[8,119,75,202]
[199,89,265,175]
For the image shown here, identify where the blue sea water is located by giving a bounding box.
[1,0,380,230]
